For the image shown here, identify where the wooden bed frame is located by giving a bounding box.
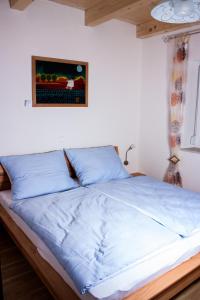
[1,157,200,299]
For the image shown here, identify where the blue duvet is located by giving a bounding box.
[89,176,200,237]
[11,186,179,294]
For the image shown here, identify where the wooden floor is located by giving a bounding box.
[0,226,53,300]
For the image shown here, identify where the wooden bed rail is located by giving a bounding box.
[125,254,200,300]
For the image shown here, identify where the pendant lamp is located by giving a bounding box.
[151,0,200,23]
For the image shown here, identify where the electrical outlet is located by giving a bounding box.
[24,99,31,108]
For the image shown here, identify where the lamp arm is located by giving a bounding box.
[124,144,135,166]
[125,150,128,162]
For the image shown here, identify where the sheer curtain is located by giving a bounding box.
[164,36,189,187]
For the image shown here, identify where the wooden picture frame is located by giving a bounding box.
[32,56,88,107]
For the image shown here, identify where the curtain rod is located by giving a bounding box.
[163,28,200,42]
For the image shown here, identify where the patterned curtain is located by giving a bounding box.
[164,36,190,187]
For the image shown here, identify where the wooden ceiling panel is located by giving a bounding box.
[9,0,200,38]
[118,0,160,25]
[85,0,154,26]
[118,8,151,25]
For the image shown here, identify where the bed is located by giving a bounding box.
[1,148,200,300]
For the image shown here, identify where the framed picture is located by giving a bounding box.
[32,56,88,107]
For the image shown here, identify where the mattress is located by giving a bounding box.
[1,190,200,300]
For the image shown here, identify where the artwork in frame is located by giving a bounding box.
[32,56,88,107]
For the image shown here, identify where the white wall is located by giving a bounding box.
[139,31,200,192]
[3,0,200,191]
[0,0,142,172]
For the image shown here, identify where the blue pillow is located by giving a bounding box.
[65,146,130,186]
[0,150,78,200]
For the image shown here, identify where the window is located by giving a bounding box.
[182,61,200,149]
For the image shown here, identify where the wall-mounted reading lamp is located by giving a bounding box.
[124,144,135,166]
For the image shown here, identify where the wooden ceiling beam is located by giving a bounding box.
[116,16,136,25]
[137,19,200,38]
[51,0,101,10]
[51,0,91,10]
[85,0,152,27]
[9,0,33,10]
